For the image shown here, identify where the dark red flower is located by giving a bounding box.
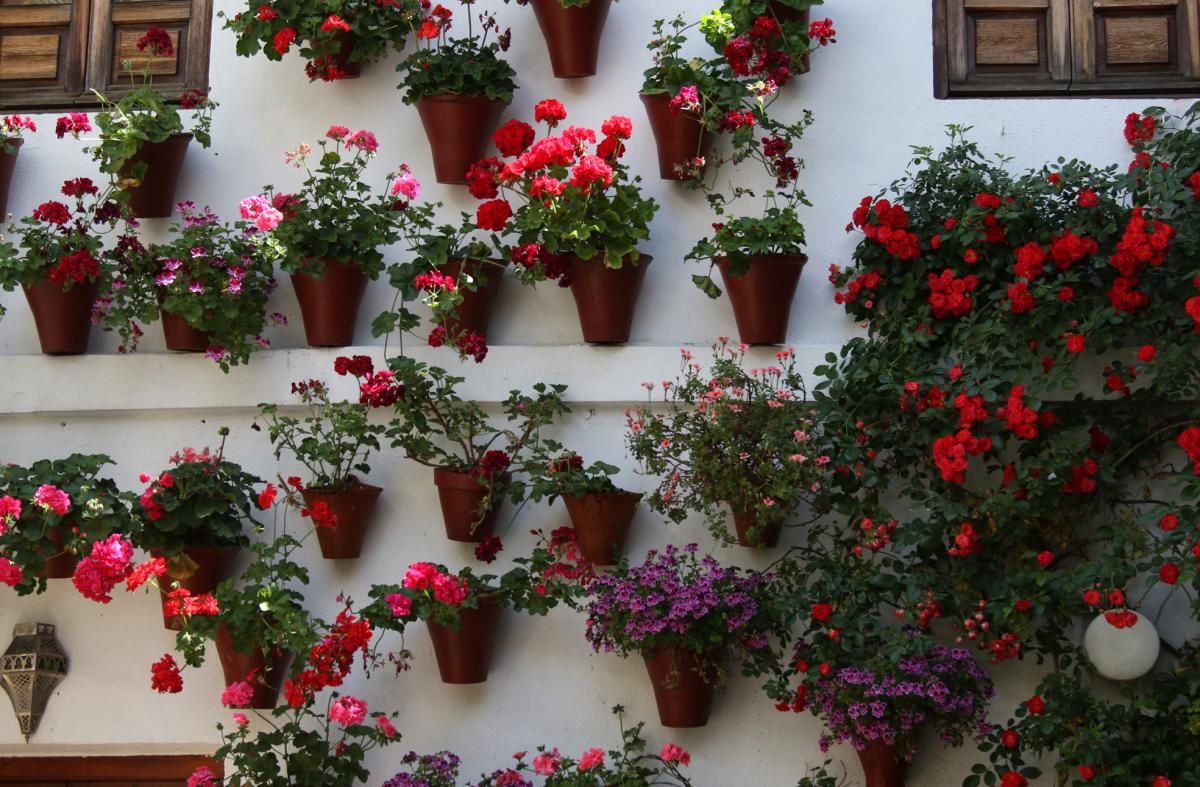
[474,535,503,564]
[136,28,174,57]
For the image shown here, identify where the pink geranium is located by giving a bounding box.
[71,533,133,603]
[221,680,256,708]
[532,748,561,776]
[33,484,71,516]
[578,747,605,771]
[0,556,23,588]
[660,743,690,765]
[329,695,368,727]
[385,593,412,617]
[391,168,421,202]
[186,766,217,787]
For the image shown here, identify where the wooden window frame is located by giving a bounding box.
[0,754,222,784]
[935,0,1200,97]
[0,0,213,111]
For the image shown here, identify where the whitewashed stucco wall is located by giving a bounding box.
[0,1,1194,784]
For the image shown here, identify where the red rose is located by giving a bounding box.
[1083,589,1101,606]
[1000,729,1019,749]
[1047,172,1061,185]
[1077,765,1096,781]
[1066,334,1086,353]
[1026,695,1045,714]
[1078,189,1100,207]
[1152,778,1171,787]
[811,603,833,623]
[1161,513,1179,531]
[999,772,1027,787]
[1108,589,1125,606]
[1138,344,1157,363]
[1036,550,1054,567]
[974,193,1002,209]
[476,199,512,231]
[1014,598,1032,612]
[1160,563,1180,584]
[963,249,978,264]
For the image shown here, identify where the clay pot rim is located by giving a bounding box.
[716,253,809,267]
[570,252,654,269]
[568,489,643,503]
[434,467,511,486]
[2,138,24,150]
[417,93,510,107]
[304,475,384,495]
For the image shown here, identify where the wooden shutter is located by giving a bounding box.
[1071,0,1200,91]
[942,0,1073,94]
[0,0,90,107]
[87,0,212,99]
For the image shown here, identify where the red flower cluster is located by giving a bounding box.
[151,653,183,693]
[723,15,794,86]
[997,385,1040,440]
[136,28,174,57]
[474,535,503,564]
[534,99,566,127]
[256,4,277,20]
[809,18,836,46]
[1062,456,1099,494]
[162,587,219,618]
[1108,207,1173,313]
[273,27,296,55]
[1124,112,1156,147]
[283,608,372,708]
[333,354,374,377]
[1178,426,1200,475]
[61,177,98,197]
[1048,229,1098,269]
[851,197,920,260]
[414,271,456,292]
[476,449,511,477]
[494,119,535,158]
[301,499,338,528]
[948,522,981,557]
[1188,171,1200,200]
[932,430,991,484]
[33,201,71,226]
[928,268,978,319]
[48,249,99,286]
[833,268,881,307]
[851,517,896,555]
[476,199,512,231]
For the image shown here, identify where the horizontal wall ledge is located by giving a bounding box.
[0,344,840,415]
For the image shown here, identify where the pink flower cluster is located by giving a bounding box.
[71,534,134,603]
[33,484,71,516]
[221,680,255,708]
[329,695,368,727]
[239,194,283,232]
[403,562,469,605]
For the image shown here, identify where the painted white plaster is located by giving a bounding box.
[1,0,1194,783]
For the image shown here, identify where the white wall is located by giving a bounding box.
[0,1,1193,784]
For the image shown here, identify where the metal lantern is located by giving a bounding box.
[0,622,68,741]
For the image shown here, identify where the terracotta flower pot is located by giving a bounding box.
[433,468,508,543]
[567,254,652,344]
[415,95,508,184]
[22,279,98,355]
[38,524,78,579]
[214,624,295,709]
[301,476,383,560]
[529,0,614,78]
[160,310,211,352]
[0,138,22,219]
[563,491,641,566]
[856,741,908,787]
[643,646,720,728]
[121,133,192,219]
[152,546,239,630]
[438,258,507,336]
[716,254,808,345]
[730,508,783,549]
[425,594,503,683]
[640,93,714,180]
[291,258,369,347]
[332,33,362,79]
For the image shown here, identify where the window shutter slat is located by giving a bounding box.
[944,0,1072,93]
[1072,0,1200,91]
[0,0,88,104]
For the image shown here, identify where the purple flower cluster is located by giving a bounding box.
[584,544,766,656]
[383,751,462,787]
[810,645,994,757]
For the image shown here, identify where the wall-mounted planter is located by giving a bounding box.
[416,95,508,184]
[639,93,714,181]
[438,258,507,337]
[642,646,721,728]
[291,258,369,347]
[730,507,782,549]
[38,524,78,579]
[121,134,192,219]
[160,311,210,352]
[0,138,22,219]
[301,476,383,560]
[433,468,508,543]
[563,490,641,566]
[214,624,294,710]
[529,0,614,78]
[23,279,97,355]
[717,254,807,345]
[568,254,652,344]
[426,594,502,683]
[153,546,239,630]
[856,741,908,787]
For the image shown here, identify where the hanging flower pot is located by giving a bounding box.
[643,646,721,727]
[415,96,508,184]
[729,507,782,549]
[717,254,807,345]
[425,593,503,683]
[331,32,362,79]
[214,624,295,709]
[639,93,714,181]
[0,138,22,219]
[856,741,908,787]
[38,524,79,579]
[22,279,98,355]
[1083,609,1161,681]
[153,546,239,630]
[563,491,641,566]
[160,310,211,352]
[301,476,383,560]
[567,254,652,344]
[438,258,507,336]
[121,133,192,219]
[528,0,614,78]
[433,468,509,543]
[291,258,369,347]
